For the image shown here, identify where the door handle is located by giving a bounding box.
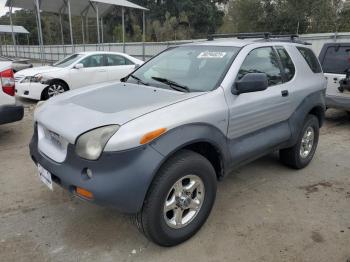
[281,90,289,97]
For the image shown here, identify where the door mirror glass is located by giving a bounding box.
[233,73,268,95]
[74,63,84,69]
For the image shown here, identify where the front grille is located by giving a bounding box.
[15,75,25,82]
[37,124,69,163]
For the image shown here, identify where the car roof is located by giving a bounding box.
[76,51,127,55]
[190,39,254,47]
[185,38,309,48]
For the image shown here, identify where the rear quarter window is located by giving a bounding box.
[276,47,296,82]
[297,47,322,73]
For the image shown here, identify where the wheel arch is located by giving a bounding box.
[287,90,326,146]
[308,105,325,127]
[40,78,70,100]
[150,124,230,181]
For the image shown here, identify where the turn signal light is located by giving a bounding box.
[76,187,93,199]
[140,128,167,145]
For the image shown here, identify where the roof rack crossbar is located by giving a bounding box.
[207,32,298,40]
[207,32,309,44]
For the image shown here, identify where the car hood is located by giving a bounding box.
[35,82,204,143]
[15,66,63,77]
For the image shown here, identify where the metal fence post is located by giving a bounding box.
[122,7,125,53]
[142,42,145,61]
[50,45,53,63]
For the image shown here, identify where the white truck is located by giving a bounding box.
[0,62,23,125]
[319,43,350,114]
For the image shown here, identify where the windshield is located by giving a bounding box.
[127,45,240,92]
[53,54,84,68]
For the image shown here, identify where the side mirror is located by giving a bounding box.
[134,64,141,70]
[233,73,268,95]
[74,63,84,69]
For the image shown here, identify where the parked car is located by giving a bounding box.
[15,52,143,100]
[319,43,350,113]
[0,55,33,73]
[29,35,326,247]
[0,62,23,125]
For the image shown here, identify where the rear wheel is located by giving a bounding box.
[137,150,217,247]
[280,115,319,169]
[42,80,68,100]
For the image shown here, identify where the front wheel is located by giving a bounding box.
[137,150,217,247]
[42,81,68,100]
[280,115,319,169]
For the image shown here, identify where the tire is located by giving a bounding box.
[137,149,217,247]
[280,115,319,169]
[42,80,69,100]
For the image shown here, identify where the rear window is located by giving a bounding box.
[321,46,350,74]
[297,47,322,73]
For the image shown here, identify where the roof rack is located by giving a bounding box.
[207,32,311,45]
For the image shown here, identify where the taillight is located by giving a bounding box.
[1,68,15,96]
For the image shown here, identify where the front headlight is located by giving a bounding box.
[31,74,43,83]
[75,125,120,160]
[21,76,32,83]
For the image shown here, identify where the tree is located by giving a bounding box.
[220,0,348,34]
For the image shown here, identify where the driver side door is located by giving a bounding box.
[227,46,293,164]
[69,54,108,89]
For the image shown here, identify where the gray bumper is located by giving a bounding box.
[326,95,350,110]
[29,126,164,214]
[0,104,24,125]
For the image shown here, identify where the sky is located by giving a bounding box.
[0,0,20,17]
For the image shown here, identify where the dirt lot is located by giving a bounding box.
[0,99,349,262]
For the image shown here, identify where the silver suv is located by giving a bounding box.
[29,34,326,246]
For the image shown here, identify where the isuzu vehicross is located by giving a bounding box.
[30,33,326,246]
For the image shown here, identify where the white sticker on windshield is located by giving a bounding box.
[197,51,227,59]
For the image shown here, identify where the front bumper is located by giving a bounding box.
[29,127,164,214]
[15,82,47,101]
[0,104,24,125]
[326,95,350,110]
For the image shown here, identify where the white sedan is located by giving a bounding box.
[15,51,143,100]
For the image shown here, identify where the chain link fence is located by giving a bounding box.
[1,33,350,62]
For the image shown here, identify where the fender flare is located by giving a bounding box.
[149,123,231,175]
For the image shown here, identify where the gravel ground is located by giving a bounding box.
[0,98,349,262]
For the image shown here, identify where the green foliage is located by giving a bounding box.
[3,0,350,45]
[220,0,346,34]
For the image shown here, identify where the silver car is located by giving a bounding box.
[29,34,326,246]
[0,55,33,72]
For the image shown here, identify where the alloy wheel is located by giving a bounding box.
[47,84,65,98]
[163,175,205,229]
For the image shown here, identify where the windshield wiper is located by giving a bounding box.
[129,74,149,86]
[151,77,190,93]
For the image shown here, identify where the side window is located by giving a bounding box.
[106,55,134,66]
[322,46,350,74]
[80,54,105,68]
[276,47,295,82]
[238,47,283,86]
[297,47,322,73]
